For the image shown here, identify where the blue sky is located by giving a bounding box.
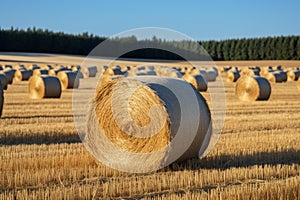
[1,0,299,41]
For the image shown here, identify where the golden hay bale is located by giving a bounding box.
[14,69,32,81]
[182,74,207,92]
[235,76,271,101]
[240,67,255,76]
[86,76,211,171]
[260,67,273,76]
[264,72,282,83]
[287,70,299,81]
[225,71,240,82]
[1,69,15,84]
[33,69,48,76]
[82,66,98,78]
[0,74,8,90]
[298,78,300,89]
[28,75,62,99]
[57,71,80,89]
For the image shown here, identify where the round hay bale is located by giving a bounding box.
[235,76,271,101]
[211,66,219,76]
[14,69,32,81]
[205,70,217,82]
[287,70,300,81]
[1,69,15,84]
[28,75,62,99]
[82,66,98,78]
[182,74,207,92]
[240,68,255,76]
[225,71,240,82]
[33,69,48,76]
[260,67,273,76]
[264,72,282,83]
[279,71,288,82]
[86,76,212,172]
[57,71,80,89]
[0,74,8,90]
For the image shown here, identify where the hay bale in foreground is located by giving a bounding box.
[225,71,240,82]
[28,75,62,99]
[182,74,207,91]
[14,69,32,81]
[57,71,80,89]
[82,66,98,78]
[298,78,300,90]
[235,76,271,101]
[86,76,212,172]
[0,74,8,90]
[0,83,3,117]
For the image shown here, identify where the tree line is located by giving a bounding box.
[0,27,299,60]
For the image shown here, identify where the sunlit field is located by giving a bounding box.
[1,54,300,199]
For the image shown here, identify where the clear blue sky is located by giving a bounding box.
[1,0,299,41]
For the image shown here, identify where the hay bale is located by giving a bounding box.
[279,71,288,82]
[86,76,212,172]
[287,70,300,81]
[57,71,80,89]
[33,69,48,76]
[205,70,217,82]
[1,69,15,84]
[0,74,8,90]
[182,74,207,92]
[225,71,240,82]
[298,78,300,89]
[264,72,282,83]
[0,83,3,117]
[82,66,98,78]
[28,75,62,99]
[240,68,256,76]
[235,76,271,101]
[14,69,32,81]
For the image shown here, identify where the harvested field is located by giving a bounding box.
[1,53,300,199]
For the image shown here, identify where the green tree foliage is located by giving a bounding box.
[0,27,299,60]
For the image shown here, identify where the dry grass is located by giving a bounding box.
[1,56,300,199]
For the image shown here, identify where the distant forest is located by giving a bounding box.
[0,27,300,60]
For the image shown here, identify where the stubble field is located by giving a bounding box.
[1,54,300,199]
